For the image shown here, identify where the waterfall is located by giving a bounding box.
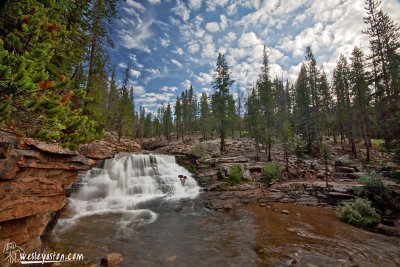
[55,153,201,233]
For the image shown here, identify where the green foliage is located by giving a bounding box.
[336,198,380,228]
[262,162,281,186]
[371,139,386,152]
[188,164,196,174]
[390,171,400,179]
[0,1,99,147]
[212,53,234,152]
[228,164,243,185]
[356,172,391,212]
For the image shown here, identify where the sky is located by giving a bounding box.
[109,0,400,113]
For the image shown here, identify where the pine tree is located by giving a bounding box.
[226,94,237,137]
[199,92,210,139]
[106,68,119,131]
[259,46,274,161]
[162,103,173,141]
[363,0,400,149]
[246,86,263,160]
[334,55,357,157]
[294,64,312,152]
[350,46,372,161]
[85,0,118,116]
[0,1,98,148]
[305,46,322,153]
[212,53,234,152]
[174,96,184,141]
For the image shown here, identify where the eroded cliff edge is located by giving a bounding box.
[0,130,140,261]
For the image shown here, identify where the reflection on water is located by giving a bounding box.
[49,200,400,267]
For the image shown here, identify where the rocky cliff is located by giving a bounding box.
[0,130,140,263]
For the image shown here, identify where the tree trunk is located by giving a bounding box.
[220,118,225,152]
[362,120,370,162]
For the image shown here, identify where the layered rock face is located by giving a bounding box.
[0,130,141,264]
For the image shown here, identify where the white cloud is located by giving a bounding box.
[132,85,146,94]
[206,0,229,11]
[182,79,192,89]
[238,32,262,47]
[175,47,184,55]
[160,36,171,47]
[196,72,213,85]
[148,0,161,4]
[118,19,153,53]
[220,15,228,30]
[224,32,236,43]
[161,86,178,92]
[171,59,183,68]
[189,0,202,10]
[118,63,127,69]
[205,22,220,32]
[137,92,175,104]
[172,0,190,21]
[130,69,141,78]
[126,0,146,12]
[188,42,200,53]
[146,68,161,75]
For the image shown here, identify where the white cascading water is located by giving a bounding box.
[54,153,201,235]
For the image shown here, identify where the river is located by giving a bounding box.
[48,153,400,266]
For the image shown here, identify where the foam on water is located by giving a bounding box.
[55,153,201,233]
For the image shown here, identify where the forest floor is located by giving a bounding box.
[141,135,400,236]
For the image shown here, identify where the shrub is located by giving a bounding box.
[228,165,243,185]
[390,171,400,180]
[371,139,385,151]
[356,172,391,211]
[336,198,380,228]
[188,164,196,173]
[262,162,281,186]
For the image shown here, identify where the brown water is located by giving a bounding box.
[48,197,400,267]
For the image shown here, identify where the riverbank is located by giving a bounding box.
[142,135,400,236]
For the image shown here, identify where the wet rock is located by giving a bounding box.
[281,210,290,215]
[296,213,301,217]
[376,223,400,236]
[316,172,325,179]
[101,253,123,267]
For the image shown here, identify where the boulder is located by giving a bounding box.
[79,141,115,160]
[335,154,351,166]
[29,140,78,155]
